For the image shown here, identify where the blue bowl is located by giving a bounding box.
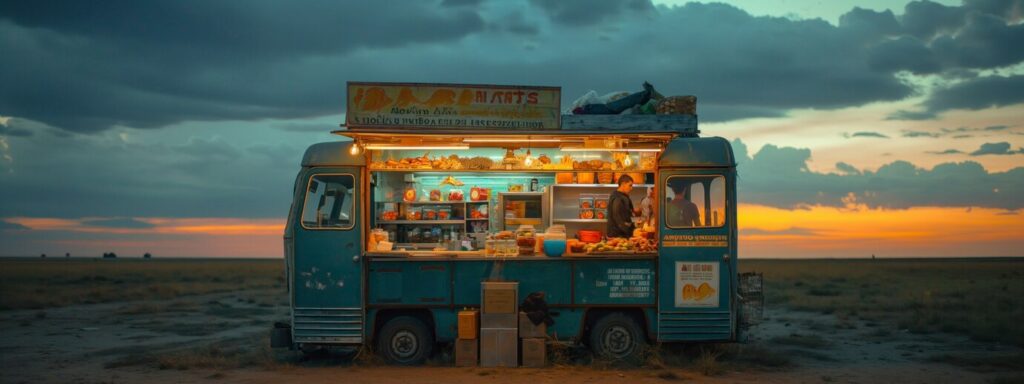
[544,239,566,257]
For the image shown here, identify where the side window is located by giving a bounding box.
[301,174,355,229]
[665,175,726,228]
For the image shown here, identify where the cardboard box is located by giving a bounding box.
[519,312,547,338]
[482,313,517,329]
[482,282,518,314]
[480,328,518,367]
[455,338,478,367]
[521,337,546,368]
[458,309,480,340]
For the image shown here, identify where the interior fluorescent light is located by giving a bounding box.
[364,145,470,150]
[463,138,565,143]
[560,147,662,152]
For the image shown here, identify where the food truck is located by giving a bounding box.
[274,82,753,365]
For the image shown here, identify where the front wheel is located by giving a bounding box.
[376,316,434,365]
[589,312,647,364]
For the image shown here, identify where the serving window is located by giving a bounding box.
[664,175,726,228]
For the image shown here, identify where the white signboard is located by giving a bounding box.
[674,262,719,308]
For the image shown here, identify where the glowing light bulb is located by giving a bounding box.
[349,144,362,155]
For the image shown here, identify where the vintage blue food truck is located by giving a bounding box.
[274,83,752,365]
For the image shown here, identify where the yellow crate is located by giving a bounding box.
[458,309,480,339]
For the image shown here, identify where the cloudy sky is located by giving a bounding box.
[1,0,1022,258]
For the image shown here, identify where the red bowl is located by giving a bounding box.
[577,230,603,243]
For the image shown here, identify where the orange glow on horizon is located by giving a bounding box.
[738,204,1024,257]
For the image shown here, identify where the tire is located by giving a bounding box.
[589,312,647,364]
[376,316,434,365]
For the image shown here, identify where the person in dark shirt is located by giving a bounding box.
[607,174,639,238]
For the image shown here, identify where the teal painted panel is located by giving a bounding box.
[547,308,584,341]
[432,309,458,342]
[369,271,402,303]
[368,261,450,305]
[450,260,572,306]
[573,260,656,305]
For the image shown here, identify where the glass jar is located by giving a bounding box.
[516,225,536,256]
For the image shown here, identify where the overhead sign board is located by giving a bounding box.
[345,82,561,130]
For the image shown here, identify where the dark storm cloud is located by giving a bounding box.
[900,0,967,39]
[924,75,1024,113]
[740,227,819,236]
[846,131,890,139]
[0,2,485,132]
[0,119,33,138]
[970,142,1024,156]
[1,0,1022,133]
[0,220,29,230]
[735,139,1024,210]
[81,218,155,229]
[902,130,941,138]
[529,0,655,26]
[927,149,965,154]
[0,127,305,218]
[835,162,861,175]
[866,36,941,74]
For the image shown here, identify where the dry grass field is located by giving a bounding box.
[0,258,284,310]
[2,257,1023,383]
[741,258,1024,347]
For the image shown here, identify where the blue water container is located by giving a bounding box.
[544,239,566,257]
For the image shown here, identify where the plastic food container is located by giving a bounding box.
[404,206,420,221]
[429,189,442,201]
[403,187,417,202]
[470,186,490,201]
[577,230,602,243]
[556,173,574,184]
[543,232,567,257]
[439,206,451,220]
[448,189,465,201]
[576,172,595,184]
[597,173,614,185]
[579,209,595,220]
[516,225,536,256]
[423,206,437,220]
[579,196,594,209]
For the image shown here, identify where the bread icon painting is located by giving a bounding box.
[353,87,393,111]
[682,283,716,301]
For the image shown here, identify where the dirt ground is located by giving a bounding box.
[3,286,1022,384]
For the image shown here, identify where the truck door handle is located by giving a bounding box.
[352,255,361,263]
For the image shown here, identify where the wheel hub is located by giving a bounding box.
[604,325,633,356]
[391,330,418,358]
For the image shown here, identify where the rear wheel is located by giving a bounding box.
[377,316,433,365]
[589,312,646,364]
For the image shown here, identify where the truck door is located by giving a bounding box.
[656,169,737,342]
[292,169,364,344]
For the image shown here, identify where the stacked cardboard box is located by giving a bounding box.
[455,309,479,367]
[480,282,518,367]
[519,312,547,368]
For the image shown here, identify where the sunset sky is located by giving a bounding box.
[1,0,1022,258]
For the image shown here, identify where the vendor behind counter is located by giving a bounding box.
[606,174,639,238]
